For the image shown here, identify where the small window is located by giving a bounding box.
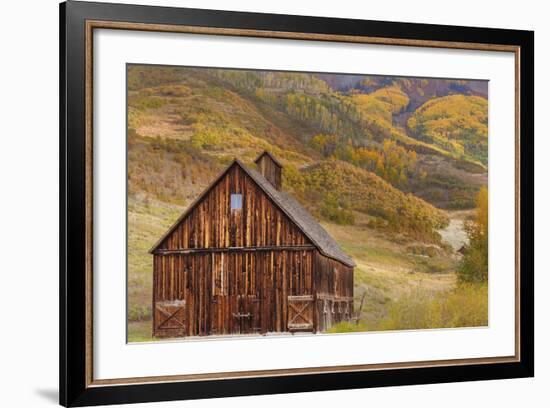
[230,194,242,210]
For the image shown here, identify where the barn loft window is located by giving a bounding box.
[230,193,243,210]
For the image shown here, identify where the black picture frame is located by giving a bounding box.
[60,1,534,406]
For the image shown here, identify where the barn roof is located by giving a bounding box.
[150,159,355,267]
[243,164,355,267]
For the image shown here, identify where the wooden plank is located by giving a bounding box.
[288,295,314,301]
[288,323,313,330]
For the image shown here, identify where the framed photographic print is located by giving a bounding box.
[59,1,534,406]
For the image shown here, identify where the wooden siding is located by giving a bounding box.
[313,252,354,332]
[157,165,307,251]
[153,249,315,337]
[255,153,282,190]
[314,252,354,298]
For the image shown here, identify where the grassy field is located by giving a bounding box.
[127,194,485,342]
[324,215,461,332]
[127,195,184,341]
[327,211,487,332]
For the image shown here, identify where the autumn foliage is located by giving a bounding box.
[407,95,488,164]
[458,187,489,282]
[286,159,449,242]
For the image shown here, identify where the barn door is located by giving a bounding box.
[234,294,261,334]
[287,295,314,332]
[154,300,186,337]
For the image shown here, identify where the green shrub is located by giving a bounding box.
[128,304,152,322]
[190,126,223,150]
[129,96,167,111]
[319,195,355,225]
[367,217,387,229]
[407,245,439,258]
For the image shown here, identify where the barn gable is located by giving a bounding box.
[150,158,355,267]
[150,161,311,251]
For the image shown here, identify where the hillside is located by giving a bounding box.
[286,160,449,242]
[128,68,317,164]
[407,95,488,165]
[128,65,488,209]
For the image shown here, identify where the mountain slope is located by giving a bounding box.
[407,95,488,164]
[288,160,449,242]
[127,65,488,210]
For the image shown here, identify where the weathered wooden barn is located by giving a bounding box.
[150,151,355,338]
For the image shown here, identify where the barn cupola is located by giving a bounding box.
[254,151,283,190]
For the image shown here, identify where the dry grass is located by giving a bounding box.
[127,195,184,342]
[323,218,460,330]
[329,282,487,333]
[378,282,488,330]
[127,320,154,343]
